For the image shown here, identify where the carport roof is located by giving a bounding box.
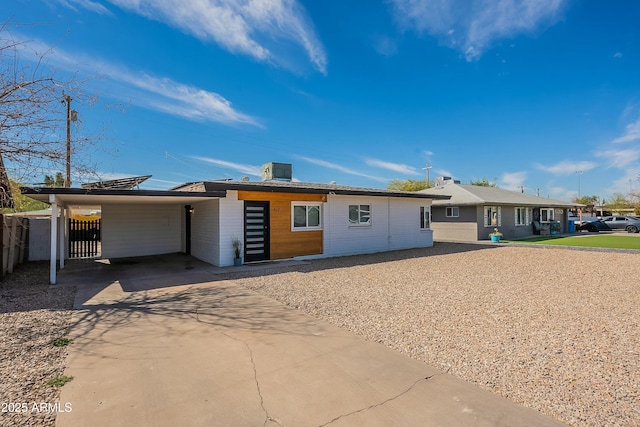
[20,186,225,206]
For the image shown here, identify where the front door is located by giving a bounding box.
[244,201,270,262]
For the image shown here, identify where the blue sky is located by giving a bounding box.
[5,0,640,201]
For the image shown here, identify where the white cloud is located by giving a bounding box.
[21,37,259,126]
[423,150,434,156]
[56,0,112,15]
[365,158,420,176]
[595,148,640,169]
[434,168,452,177]
[612,117,640,143]
[535,160,597,175]
[102,0,327,74]
[389,0,568,61]
[610,169,640,195]
[110,69,260,126]
[500,171,527,191]
[191,156,262,176]
[298,156,388,182]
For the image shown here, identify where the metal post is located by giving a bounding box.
[49,196,58,284]
[576,170,583,199]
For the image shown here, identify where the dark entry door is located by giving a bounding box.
[244,201,270,262]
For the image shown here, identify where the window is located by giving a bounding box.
[484,206,501,227]
[292,203,322,230]
[349,204,371,226]
[446,207,459,217]
[420,206,431,229]
[515,207,530,226]
[540,208,554,223]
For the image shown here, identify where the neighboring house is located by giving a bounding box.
[418,179,582,241]
[21,163,449,283]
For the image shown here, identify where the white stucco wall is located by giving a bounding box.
[321,195,433,258]
[101,204,182,258]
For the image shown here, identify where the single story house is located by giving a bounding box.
[418,179,582,241]
[21,165,449,283]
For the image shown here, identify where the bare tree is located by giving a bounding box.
[1,23,107,207]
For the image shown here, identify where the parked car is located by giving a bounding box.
[577,220,612,232]
[573,216,599,227]
[600,216,640,233]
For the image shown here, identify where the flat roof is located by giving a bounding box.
[173,180,451,199]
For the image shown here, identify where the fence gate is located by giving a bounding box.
[69,218,101,258]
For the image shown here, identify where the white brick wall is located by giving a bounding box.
[217,191,244,267]
[102,204,182,258]
[190,199,219,266]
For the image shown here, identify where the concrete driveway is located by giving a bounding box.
[55,254,564,427]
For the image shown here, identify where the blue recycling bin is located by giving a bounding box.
[568,220,575,233]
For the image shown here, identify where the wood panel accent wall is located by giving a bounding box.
[237,191,325,259]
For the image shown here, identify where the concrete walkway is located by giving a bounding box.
[56,255,565,427]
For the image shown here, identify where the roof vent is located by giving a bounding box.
[262,162,292,181]
[240,176,250,182]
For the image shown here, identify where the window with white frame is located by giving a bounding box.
[349,204,371,226]
[446,206,459,217]
[484,206,501,227]
[515,207,530,226]
[292,203,322,230]
[540,208,555,223]
[420,206,431,229]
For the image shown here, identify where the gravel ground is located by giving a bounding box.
[232,243,639,427]
[0,262,76,427]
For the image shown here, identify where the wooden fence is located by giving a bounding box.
[1,215,28,278]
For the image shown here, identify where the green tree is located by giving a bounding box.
[469,178,498,187]
[605,193,632,213]
[0,179,48,213]
[387,179,430,192]
[44,172,65,188]
[629,190,640,215]
[573,195,599,206]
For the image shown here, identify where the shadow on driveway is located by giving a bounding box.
[57,242,499,306]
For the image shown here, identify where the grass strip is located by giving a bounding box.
[506,235,640,249]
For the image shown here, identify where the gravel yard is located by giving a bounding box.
[0,262,76,427]
[233,243,639,427]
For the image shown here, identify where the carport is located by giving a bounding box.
[20,187,225,284]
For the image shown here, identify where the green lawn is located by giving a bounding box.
[506,234,640,250]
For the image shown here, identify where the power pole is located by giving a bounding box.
[63,94,77,188]
[422,163,432,187]
[64,94,71,187]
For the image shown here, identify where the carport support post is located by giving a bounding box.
[58,207,65,270]
[49,195,57,284]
